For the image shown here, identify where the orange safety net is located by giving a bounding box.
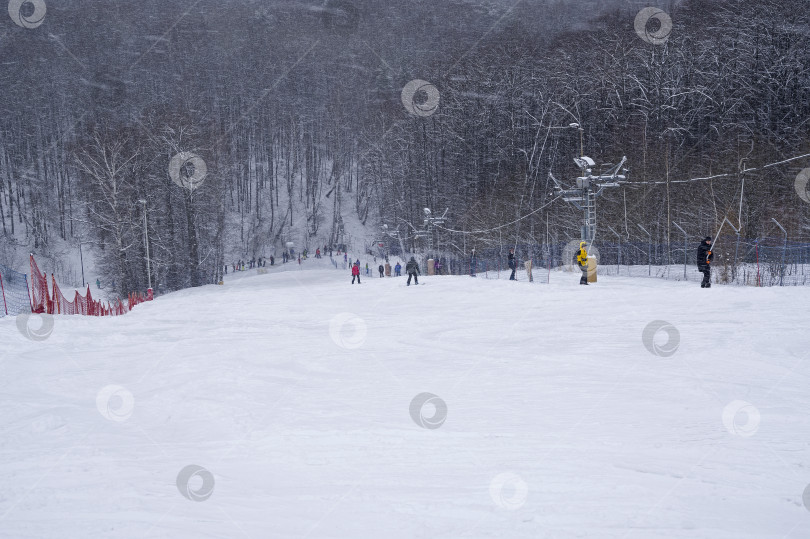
[30,255,53,314]
[30,255,150,318]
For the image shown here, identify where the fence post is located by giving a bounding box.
[771,218,787,286]
[672,222,688,280]
[637,224,652,276]
[724,220,741,284]
[0,273,7,315]
[24,274,33,311]
[51,274,59,315]
[607,225,622,276]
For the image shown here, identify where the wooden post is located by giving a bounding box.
[587,255,597,283]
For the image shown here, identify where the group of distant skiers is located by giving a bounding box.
[226,257,273,274]
[351,256,420,285]
[225,244,341,274]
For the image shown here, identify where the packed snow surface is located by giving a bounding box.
[2,260,809,538]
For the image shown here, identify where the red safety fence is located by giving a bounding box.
[128,291,150,311]
[30,254,53,315]
[29,254,149,317]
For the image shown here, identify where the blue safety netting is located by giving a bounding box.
[0,263,32,317]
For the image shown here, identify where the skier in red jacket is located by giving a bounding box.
[351,262,361,284]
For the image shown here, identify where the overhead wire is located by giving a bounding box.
[626,152,810,185]
[429,150,810,236]
[434,196,561,235]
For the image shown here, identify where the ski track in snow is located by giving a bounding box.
[1,259,809,538]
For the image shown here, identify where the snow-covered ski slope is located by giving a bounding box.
[2,260,809,538]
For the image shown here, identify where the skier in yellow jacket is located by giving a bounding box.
[575,241,589,285]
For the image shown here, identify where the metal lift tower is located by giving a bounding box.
[550,156,628,243]
[422,207,448,254]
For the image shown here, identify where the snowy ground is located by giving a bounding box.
[1,258,810,538]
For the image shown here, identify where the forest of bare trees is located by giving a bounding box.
[1,0,808,295]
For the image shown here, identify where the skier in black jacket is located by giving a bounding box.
[508,248,516,280]
[406,257,420,286]
[697,236,714,288]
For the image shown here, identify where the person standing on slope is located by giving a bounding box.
[575,241,589,285]
[394,261,402,277]
[697,236,714,288]
[378,264,384,278]
[508,248,517,280]
[406,256,420,286]
[351,261,361,284]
